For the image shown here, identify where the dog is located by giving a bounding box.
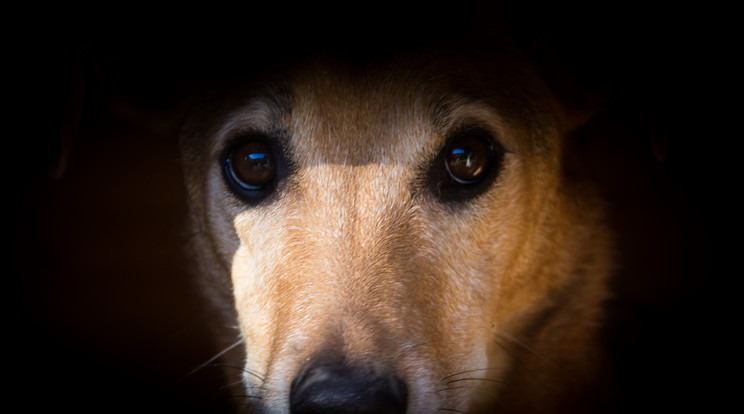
[179,46,613,413]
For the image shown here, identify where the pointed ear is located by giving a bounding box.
[532,45,609,138]
[554,87,607,140]
[53,45,194,180]
[53,48,87,180]
[489,4,611,137]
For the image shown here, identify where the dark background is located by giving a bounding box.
[12,1,726,412]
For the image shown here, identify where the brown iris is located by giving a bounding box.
[226,140,276,190]
[444,133,494,184]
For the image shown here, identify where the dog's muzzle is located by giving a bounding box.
[289,355,408,414]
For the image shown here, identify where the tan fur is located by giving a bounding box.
[180,51,612,413]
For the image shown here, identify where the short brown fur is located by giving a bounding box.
[180,50,612,413]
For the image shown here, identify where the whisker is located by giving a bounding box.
[178,337,245,383]
[438,408,469,413]
[231,395,263,400]
[445,377,503,385]
[494,332,555,369]
[440,367,502,382]
[438,385,502,405]
[203,363,266,382]
[218,379,266,392]
[404,340,437,352]
[218,382,243,394]
[436,385,499,393]
[438,366,506,408]
[492,333,558,397]
[492,334,530,368]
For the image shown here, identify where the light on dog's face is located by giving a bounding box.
[181,57,611,413]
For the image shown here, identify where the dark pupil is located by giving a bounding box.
[230,141,275,189]
[445,135,492,184]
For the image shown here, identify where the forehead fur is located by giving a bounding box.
[181,49,559,163]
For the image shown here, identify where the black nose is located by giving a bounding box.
[289,357,407,414]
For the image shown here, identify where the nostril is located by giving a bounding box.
[289,358,407,414]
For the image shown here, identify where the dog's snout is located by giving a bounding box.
[289,357,407,414]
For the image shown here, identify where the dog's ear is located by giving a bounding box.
[505,20,608,138]
[53,44,193,180]
[53,48,87,180]
[498,3,671,166]
[464,2,607,137]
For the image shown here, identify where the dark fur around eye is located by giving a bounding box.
[221,134,291,205]
[427,127,504,204]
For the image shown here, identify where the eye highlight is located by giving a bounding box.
[222,136,281,203]
[429,127,504,203]
[444,134,493,184]
[227,140,276,190]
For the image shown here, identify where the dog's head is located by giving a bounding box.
[180,50,611,413]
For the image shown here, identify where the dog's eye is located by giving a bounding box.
[223,138,278,201]
[444,134,493,184]
[429,128,503,203]
[227,140,275,189]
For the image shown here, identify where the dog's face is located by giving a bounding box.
[180,52,611,413]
